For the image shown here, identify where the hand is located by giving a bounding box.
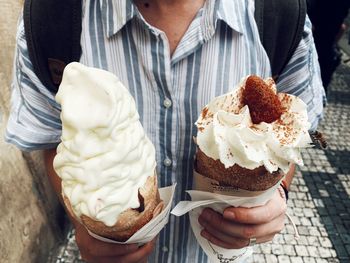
[198,189,287,249]
[74,223,156,263]
[43,148,156,262]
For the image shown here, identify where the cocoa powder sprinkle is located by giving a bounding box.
[201,107,209,119]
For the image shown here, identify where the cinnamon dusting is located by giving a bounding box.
[201,107,209,119]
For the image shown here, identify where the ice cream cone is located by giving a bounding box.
[63,174,163,241]
[194,75,312,193]
[195,148,284,192]
[54,62,164,242]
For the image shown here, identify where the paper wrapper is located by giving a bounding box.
[87,184,176,245]
[171,171,281,263]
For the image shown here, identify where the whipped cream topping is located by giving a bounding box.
[53,62,156,226]
[196,76,312,174]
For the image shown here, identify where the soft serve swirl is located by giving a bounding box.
[196,76,312,174]
[53,62,156,226]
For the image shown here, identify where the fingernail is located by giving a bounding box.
[224,211,235,220]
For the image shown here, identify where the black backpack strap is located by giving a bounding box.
[23,0,82,93]
[255,0,307,80]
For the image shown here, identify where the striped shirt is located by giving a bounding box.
[6,0,325,262]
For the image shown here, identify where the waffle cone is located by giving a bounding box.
[195,148,284,191]
[63,174,163,242]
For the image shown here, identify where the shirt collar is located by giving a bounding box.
[100,0,137,38]
[215,0,245,34]
[100,0,245,38]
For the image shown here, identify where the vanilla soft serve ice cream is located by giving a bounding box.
[196,76,312,174]
[53,62,156,227]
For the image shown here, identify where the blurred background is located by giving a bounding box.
[0,1,66,263]
[0,1,349,263]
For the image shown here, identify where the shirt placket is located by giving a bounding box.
[154,31,178,186]
[150,31,179,262]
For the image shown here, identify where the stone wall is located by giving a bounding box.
[0,1,64,262]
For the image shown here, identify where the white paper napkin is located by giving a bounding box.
[88,184,176,245]
[171,170,280,263]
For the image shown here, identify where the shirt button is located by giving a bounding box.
[163,98,172,108]
[162,246,168,252]
[163,158,172,167]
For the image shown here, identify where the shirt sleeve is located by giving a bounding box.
[5,15,62,151]
[276,15,326,131]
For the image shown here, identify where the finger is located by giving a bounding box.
[118,238,156,263]
[88,240,139,257]
[223,190,287,224]
[199,215,247,248]
[201,230,276,249]
[199,208,248,239]
[201,230,235,249]
[84,254,150,263]
[83,240,156,263]
[200,206,286,239]
[243,213,286,239]
[241,234,275,247]
[75,225,138,257]
[80,255,118,263]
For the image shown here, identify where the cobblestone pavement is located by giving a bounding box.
[48,46,350,263]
